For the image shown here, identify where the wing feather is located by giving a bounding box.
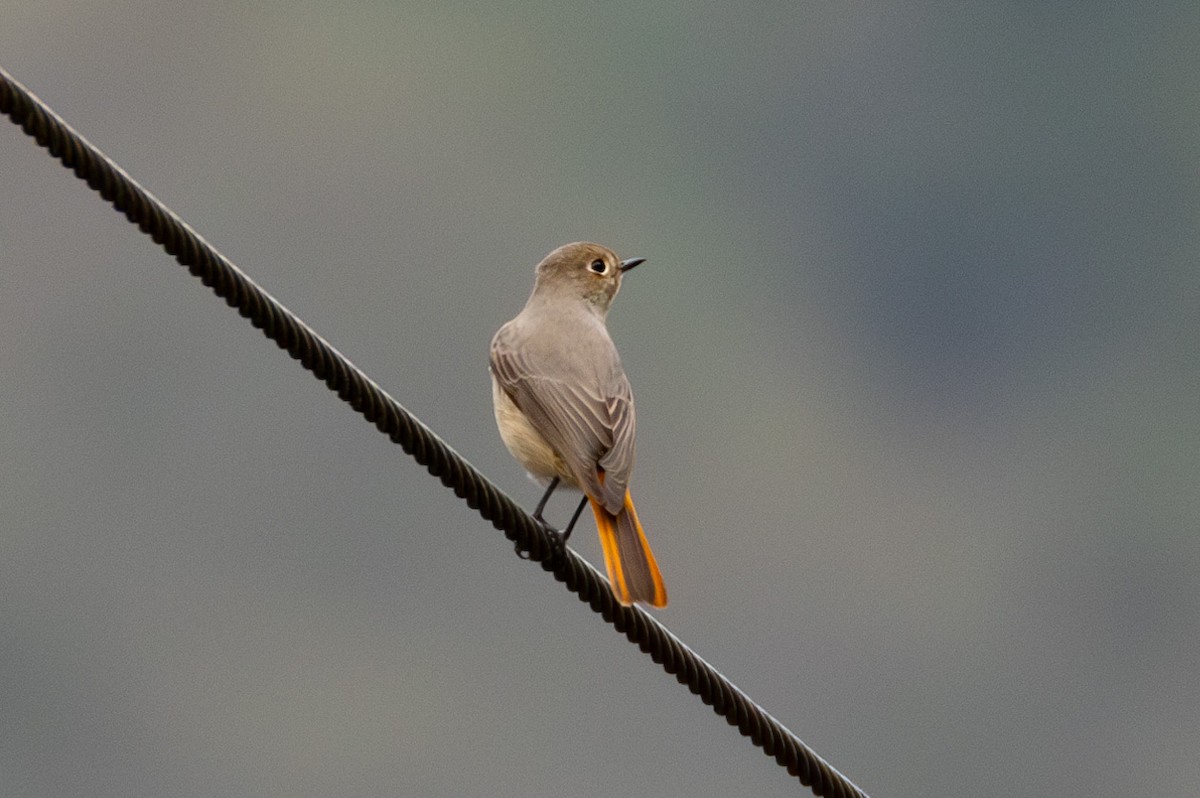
[490,320,634,514]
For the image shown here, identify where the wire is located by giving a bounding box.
[1,66,871,798]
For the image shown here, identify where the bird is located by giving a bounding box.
[490,242,666,608]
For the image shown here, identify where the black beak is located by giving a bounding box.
[619,257,645,273]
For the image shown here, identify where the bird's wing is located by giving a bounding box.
[490,325,634,514]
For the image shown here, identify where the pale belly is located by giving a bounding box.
[491,376,577,487]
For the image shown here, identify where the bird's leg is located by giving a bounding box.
[541,494,586,564]
[516,477,561,560]
[531,476,560,522]
[561,495,588,543]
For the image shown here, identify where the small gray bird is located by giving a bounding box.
[490,242,666,607]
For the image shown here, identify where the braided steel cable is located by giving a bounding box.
[1,66,871,798]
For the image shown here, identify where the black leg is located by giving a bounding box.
[532,476,560,521]
[562,495,588,543]
[516,477,561,560]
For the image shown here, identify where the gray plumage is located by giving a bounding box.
[490,241,665,608]
[490,302,635,515]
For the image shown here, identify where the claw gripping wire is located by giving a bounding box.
[2,66,870,798]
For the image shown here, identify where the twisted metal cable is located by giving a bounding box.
[1,66,870,798]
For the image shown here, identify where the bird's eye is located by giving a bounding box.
[589,259,607,274]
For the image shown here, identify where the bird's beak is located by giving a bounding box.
[619,257,645,273]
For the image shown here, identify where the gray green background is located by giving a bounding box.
[2,2,1197,796]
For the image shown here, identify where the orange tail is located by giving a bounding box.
[590,491,667,608]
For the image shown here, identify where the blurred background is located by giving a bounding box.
[2,2,1198,796]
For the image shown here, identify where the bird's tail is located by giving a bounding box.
[590,491,667,608]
